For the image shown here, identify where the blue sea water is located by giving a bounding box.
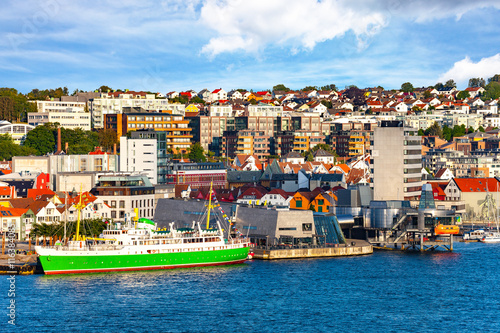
[2,241,500,333]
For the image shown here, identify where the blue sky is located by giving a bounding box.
[2,0,500,94]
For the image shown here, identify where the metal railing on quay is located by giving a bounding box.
[253,243,349,250]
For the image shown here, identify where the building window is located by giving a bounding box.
[296,200,302,208]
[302,223,312,231]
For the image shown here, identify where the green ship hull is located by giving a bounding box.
[39,246,249,275]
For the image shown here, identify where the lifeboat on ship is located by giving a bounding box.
[434,224,459,235]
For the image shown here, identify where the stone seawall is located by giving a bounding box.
[253,240,373,260]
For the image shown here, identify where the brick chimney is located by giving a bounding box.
[57,128,62,153]
[65,142,68,153]
[113,143,117,155]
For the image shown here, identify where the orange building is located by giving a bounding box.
[105,111,192,153]
[290,191,335,212]
[292,130,326,154]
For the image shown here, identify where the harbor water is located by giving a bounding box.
[3,240,500,332]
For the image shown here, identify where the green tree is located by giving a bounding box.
[306,152,314,161]
[98,85,112,93]
[483,81,500,100]
[488,74,500,83]
[401,82,414,93]
[451,125,466,138]
[434,82,444,90]
[0,134,37,160]
[61,128,99,154]
[478,126,485,132]
[98,129,118,152]
[272,84,290,92]
[442,125,452,141]
[418,129,425,136]
[320,84,337,91]
[190,96,205,104]
[457,90,470,100]
[0,88,35,122]
[187,142,206,162]
[445,79,457,88]
[22,123,57,155]
[467,126,475,133]
[31,218,107,238]
[249,98,258,105]
[321,100,332,108]
[425,122,443,138]
[423,90,432,99]
[301,86,318,91]
[311,144,335,154]
[468,77,486,88]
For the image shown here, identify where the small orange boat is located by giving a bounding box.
[434,224,459,235]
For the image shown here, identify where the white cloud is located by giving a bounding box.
[437,54,500,87]
[199,0,500,57]
[199,0,387,57]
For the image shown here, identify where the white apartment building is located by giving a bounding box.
[208,104,234,117]
[442,114,483,129]
[28,100,91,130]
[89,92,186,128]
[120,136,158,184]
[90,173,156,223]
[0,121,34,144]
[405,114,443,131]
[246,104,285,117]
[12,153,119,191]
[371,121,422,201]
[484,115,500,128]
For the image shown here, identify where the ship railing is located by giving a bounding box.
[226,238,249,245]
[42,245,124,251]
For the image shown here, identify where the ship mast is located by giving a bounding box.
[74,185,85,241]
[206,182,214,229]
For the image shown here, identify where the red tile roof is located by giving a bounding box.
[453,178,500,192]
[0,207,28,217]
[5,198,34,209]
[0,186,13,196]
[27,189,56,200]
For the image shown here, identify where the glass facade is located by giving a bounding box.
[313,214,346,245]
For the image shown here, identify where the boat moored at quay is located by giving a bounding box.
[36,220,250,275]
[35,185,251,275]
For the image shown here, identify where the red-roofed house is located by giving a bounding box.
[445,178,500,216]
[255,91,272,99]
[465,87,485,98]
[428,182,448,201]
[233,155,263,171]
[261,189,292,207]
[211,89,227,102]
[0,207,31,240]
[236,186,268,205]
[434,168,454,180]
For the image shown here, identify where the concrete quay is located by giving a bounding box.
[253,239,373,260]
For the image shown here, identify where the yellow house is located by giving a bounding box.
[247,93,262,102]
[185,104,200,113]
[297,104,310,112]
